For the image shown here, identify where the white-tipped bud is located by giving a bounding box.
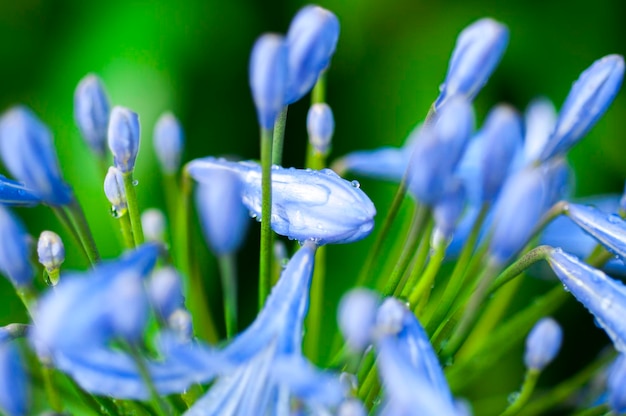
[37,231,64,280]
[104,166,127,216]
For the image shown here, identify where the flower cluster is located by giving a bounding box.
[0,4,625,416]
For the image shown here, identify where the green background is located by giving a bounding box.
[0,0,624,413]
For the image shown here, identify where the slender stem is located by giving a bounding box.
[127,344,172,416]
[122,171,144,245]
[65,198,101,264]
[409,239,447,315]
[312,74,326,104]
[117,213,135,249]
[425,205,488,333]
[218,254,238,338]
[305,244,326,362]
[573,406,612,416]
[163,173,180,240]
[398,219,434,298]
[259,127,273,308]
[500,369,540,416]
[489,246,554,294]
[51,205,89,262]
[381,205,429,295]
[42,366,63,412]
[272,107,288,166]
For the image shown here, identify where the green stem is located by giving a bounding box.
[163,173,180,245]
[500,369,540,416]
[489,246,554,294]
[259,127,274,308]
[42,366,64,412]
[425,205,488,333]
[409,239,447,315]
[118,213,135,249]
[305,243,326,363]
[272,107,288,165]
[51,205,89,263]
[122,171,144,245]
[218,254,238,338]
[312,74,326,104]
[381,205,429,295]
[398,219,435,298]
[128,344,172,416]
[573,406,612,416]
[65,198,100,264]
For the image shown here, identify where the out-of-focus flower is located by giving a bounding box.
[0,176,41,207]
[0,206,33,288]
[141,208,166,242]
[433,179,466,244]
[249,34,288,129]
[187,157,376,245]
[108,106,140,173]
[0,341,29,416]
[435,18,508,110]
[539,55,625,162]
[307,103,335,155]
[148,267,185,320]
[608,355,626,414]
[523,98,557,163]
[195,170,250,256]
[153,112,184,174]
[547,249,626,353]
[524,317,563,370]
[285,5,340,104]
[74,74,110,157]
[337,288,380,352]
[186,242,346,415]
[0,106,73,206]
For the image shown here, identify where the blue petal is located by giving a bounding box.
[0,205,33,287]
[187,158,376,245]
[0,175,41,207]
[608,355,626,414]
[0,342,29,416]
[565,203,626,262]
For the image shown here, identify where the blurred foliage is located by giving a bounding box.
[0,0,625,409]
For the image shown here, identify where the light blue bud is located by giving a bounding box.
[524,317,563,370]
[195,169,250,255]
[148,267,184,320]
[523,98,556,163]
[141,208,166,242]
[154,112,184,174]
[608,355,626,414]
[74,74,110,157]
[0,342,29,416]
[307,103,334,154]
[565,203,626,262]
[548,249,626,353]
[0,175,41,207]
[249,34,288,129]
[0,206,33,287]
[104,166,127,216]
[435,18,508,110]
[37,231,65,274]
[187,158,376,245]
[108,106,140,173]
[408,97,474,204]
[0,106,73,206]
[480,105,523,201]
[489,159,565,265]
[168,309,193,341]
[539,55,625,161]
[337,288,380,352]
[285,5,340,104]
[433,179,466,242]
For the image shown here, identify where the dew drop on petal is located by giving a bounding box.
[351,180,360,188]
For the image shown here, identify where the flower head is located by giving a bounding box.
[74,74,110,157]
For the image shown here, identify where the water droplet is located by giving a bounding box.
[351,180,360,188]
[507,392,520,404]
[132,180,139,186]
[110,208,119,218]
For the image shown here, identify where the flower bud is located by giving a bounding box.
[285,5,340,104]
[338,288,380,352]
[195,170,250,256]
[153,112,184,174]
[249,34,288,129]
[104,166,127,216]
[435,18,508,110]
[433,179,466,243]
[524,317,563,370]
[307,103,334,154]
[108,106,140,173]
[0,206,33,288]
[74,74,110,157]
[523,97,556,163]
[0,106,73,206]
[37,231,65,277]
[148,267,184,320]
[540,55,624,161]
[141,208,166,242]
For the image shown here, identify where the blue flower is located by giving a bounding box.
[285,5,340,104]
[539,55,625,162]
[186,242,346,415]
[337,288,380,352]
[194,169,250,256]
[523,97,556,163]
[141,208,166,242]
[249,34,289,129]
[374,298,460,416]
[153,112,184,174]
[0,341,29,416]
[0,106,73,206]
[608,355,626,414]
[74,74,111,157]
[148,267,185,321]
[108,106,141,173]
[186,157,376,245]
[524,317,563,371]
[547,249,626,353]
[0,205,33,288]
[0,175,41,207]
[433,179,466,243]
[36,231,65,274]
[435,18,508,110]
[104,166,127,216]
[307,103,335,155]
